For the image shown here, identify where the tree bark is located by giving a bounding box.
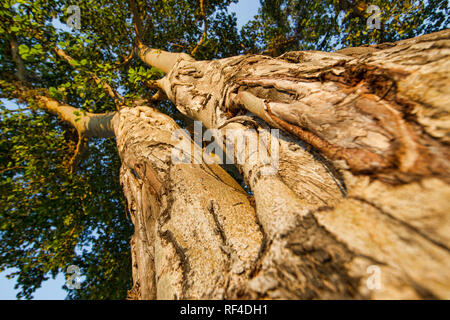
[113,106,264,299]
[125,30,450,299]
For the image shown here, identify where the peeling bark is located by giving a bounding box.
[112,106,263,299]
[130,30,450,299]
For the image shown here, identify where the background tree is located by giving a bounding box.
[0,0,449,299]
[241,0,449,55]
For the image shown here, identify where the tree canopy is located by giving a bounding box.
[242,0,449,55]
[0,0,448,299]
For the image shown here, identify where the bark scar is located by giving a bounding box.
[125,157,165,200]
[264,101,391,173]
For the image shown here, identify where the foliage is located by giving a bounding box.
[242,0,449,55]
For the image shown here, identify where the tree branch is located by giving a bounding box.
[136,43,194,74]
[2,80,116,139]
[127,0,195,73]
[36,94,116,139]
[9,34,26,82]
[53,47,125,109]
[114,46,135,68]
[129,0,143,45]
[0,166,26,174]
[191,0,208,56]
[68,131,88,173]
[1,78,116,172]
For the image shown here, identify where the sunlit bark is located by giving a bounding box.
[131,30,450,299]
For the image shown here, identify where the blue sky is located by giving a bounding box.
[230,0,260,29]
[0,0,260,300]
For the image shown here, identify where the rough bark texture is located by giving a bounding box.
[113,106,264,299]
[127,30,450,299]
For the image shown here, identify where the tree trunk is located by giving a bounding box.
[113,106,264,299]
[122,30,450,299]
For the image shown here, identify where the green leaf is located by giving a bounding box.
[18,44,29,56]
[69,60,80,67]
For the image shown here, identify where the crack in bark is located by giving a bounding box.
[207,200,228,247]
[206,199,234,296]
[350,196,450,253]
[160,229,191,299]
[249,210,270,279]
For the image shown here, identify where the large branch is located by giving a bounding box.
[1,80,116,172]
[36,95,116,139]
[5,39,116,139]
[5,32,117,172]
[5,82,116,139]
[136,43,194,74]
[156,29,450,181]
[128,0,194,74]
